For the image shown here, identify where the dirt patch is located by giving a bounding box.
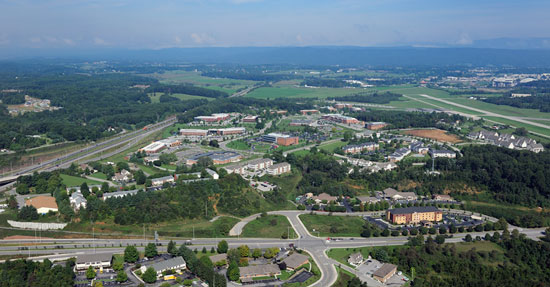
[3,235,54,240]
[403,129,462,143]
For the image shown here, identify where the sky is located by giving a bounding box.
[0,0,549,50]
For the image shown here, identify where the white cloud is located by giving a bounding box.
[93,37,108,45]
[456,32,473,45]
[63,38,75,45]
[190,33,215,44]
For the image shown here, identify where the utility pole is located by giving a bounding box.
[93,226,96,253]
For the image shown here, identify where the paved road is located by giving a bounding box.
[282,138,343,156]
[418,94,550,130]
[1,210,546,286]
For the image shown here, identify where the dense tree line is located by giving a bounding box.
[353,110,465,129]
[330,92,402,104]
[0,73,207,150]
[0,93,25,104]
[177,245,226,287]
[483,94,550,113]
[146,84,228,98]
[379,233,550,286]
[0,259,75,287]
[301,78,360,88]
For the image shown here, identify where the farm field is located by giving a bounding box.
[402,129,462,143]
[145,70,256,94]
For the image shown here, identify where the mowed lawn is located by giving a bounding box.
[327,246,405,267]
[148,92,214,103]
[319,141,348,152]
[246,86,358,99]
[60,174,102,187]
[241,215,297,239]
[299,214,365,237]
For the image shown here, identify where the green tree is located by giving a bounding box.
[17,205,39,221]
[86,266,96,279]
[465,234,473,242]
[124,246,139,263]
[134,170,146,185]
[145,243,158,258]
[238,245,250,257]
[252,248,262,259]
[113,261,123,271]
[80,182,90,198]
[217,240,228,253]
[435,235,445,244]
[202,246,207,254]
[227,261,240,281]
[142,267,157,283]
[167,240,177,255]
[101,182,109,192]
[382,229,390,237]
[116,270,128,282]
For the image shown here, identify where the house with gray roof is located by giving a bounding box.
[239,264,281,280]
[102,189,139,201]
[75,253,112,270]
[69,191,87,211]
[140,256,186,278]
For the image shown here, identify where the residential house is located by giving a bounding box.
[382,188,417,201]
[433,194,454,202]
[69,191,87,211]
[356,196,379,204]
[348,253,363,267]
[312,193,337,204]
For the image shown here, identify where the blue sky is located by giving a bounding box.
[0,0,548,49]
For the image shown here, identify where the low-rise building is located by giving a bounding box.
[186,151,243,165]
[281,253,309,271]
[290,119,315,127]
[388,147,411,162]
[242,115,258,122]
[386,206,443,224]
[312,192,337,203]
[180,129,209,137]
[208,127,246,136]
[322,114,362,125]
[209,254,228,265]
[373,263,397,283]
[266,162,291,175]
[75,253,113,271]
[205,168,219,180]
[348,253,363,266]
[239,264,281,280]
[429,149,456,158]
[69,191,87,211]
[159,138,182,147]
[261,133,299,146]
[102,189,139,200]
[365,122,388,130]
[25,196,58,214]
[410,142,429,154]
[433,194,453,202]
[139,142,167,154]
[356,196,379,204]
[223,163,246,175]
[342,142,379,154]
[247,158,274,171]
[194,113,230,123]
[140,256,186,278]
[299,109,319,115]
[151,176,175,186]
[382,188,417,201]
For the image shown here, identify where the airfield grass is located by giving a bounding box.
[482,116,550,137]
[148,92,213,103]
[246,86,359,99]
[447,98,550,119]
[241,215,297,239]
[60,174,102,187]
[299,214,365,237]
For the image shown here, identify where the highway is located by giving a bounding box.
[0,116,177,185]
[0,210,545,286]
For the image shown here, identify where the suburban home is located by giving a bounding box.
[356,196,379,204]
[25,196,58,214]
[112,169,132,183]
[143,155,160,164]
[373,263,397,283]
[386,206,443,224]
[69,191,87,211]
[75,253,113,271]
[239,264,281,280]
[266,162,291,175]
[348,253,363,266]
[151,175,175,187]
[140,256,186,278]
[281,253,309,271]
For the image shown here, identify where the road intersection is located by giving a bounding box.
[0,210,545,286]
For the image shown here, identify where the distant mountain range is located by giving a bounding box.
[2,43,550,67]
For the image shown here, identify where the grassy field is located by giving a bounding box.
[66,216,240,238]
[146,70,256,94]
[246,86,358,99]
[318,140,348,153]
[89,172,108,180]
[148,92,214,103]
[327,246,405,267]
[226,140,250,150]
[299,214,365,237]
[60,174,102,187]
[332,266,357,287]
[241,215,297,238]
[483,116,550,136]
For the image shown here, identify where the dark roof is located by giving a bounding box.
[373,263,397,278]
[388,206,440,214]
[76,253,113,264]
[282,253,309,269]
